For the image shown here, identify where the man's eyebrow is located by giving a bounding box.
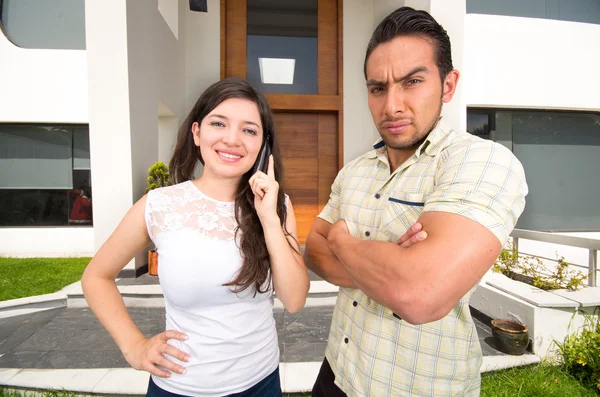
[366,66,429,87]
[208,114,261,128]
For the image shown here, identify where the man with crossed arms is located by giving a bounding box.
[305,6,528,397]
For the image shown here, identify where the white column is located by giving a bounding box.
[343,0,379,164]
[184,0,221,112]
[404,0,467,132]
[428,0,466,133]
[85,0,159,274]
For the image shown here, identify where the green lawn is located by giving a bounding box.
[0,257,90,302]
[0,390,76,397]
[0,390,308,397]
[481,363,599,397]
[1,364,598,396]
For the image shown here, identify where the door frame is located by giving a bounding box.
[220,0,344,168]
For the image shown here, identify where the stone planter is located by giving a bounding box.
[471,271,600,357]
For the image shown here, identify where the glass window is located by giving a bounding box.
[0,125,92,227]
[0,0,86,50]
[246,0,318,94]
[467,109,600,232]
[467,111,492,140]
[467,0,600,25]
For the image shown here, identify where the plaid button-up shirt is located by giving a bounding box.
[318,122,528,396]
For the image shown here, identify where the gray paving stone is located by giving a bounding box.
[274,309,284,333]
[35,350,127,369]
[0,308,66,354]
[0,315,29,341]
[481,336,505,356]
[53,307,99,319]
[13,328,120,352]
[308,269,322,281]
[43,314,102,331]
[0,350,51,368]
[284,341,327,363]
[284,306,332,344]
[116,274,160,286]
[0,302,507,371]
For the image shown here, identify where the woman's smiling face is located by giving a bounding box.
[192,98,264,179]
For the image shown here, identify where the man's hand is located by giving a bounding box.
[328,219,349,241]
[328,220,427,257]
[327,219,352,256]
[397,223,428,247]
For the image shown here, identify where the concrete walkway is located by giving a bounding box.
[0,272,540,395]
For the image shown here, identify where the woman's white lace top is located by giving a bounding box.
[144,181,278,396]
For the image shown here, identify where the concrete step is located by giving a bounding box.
[66,275,339,309]
[0,281,84,319]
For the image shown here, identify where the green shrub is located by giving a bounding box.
[145,161,171,193]
[493,243,586,291]
[555,309,600,392]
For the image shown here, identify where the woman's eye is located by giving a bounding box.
[244,128,257,135]
[210,121,225,127]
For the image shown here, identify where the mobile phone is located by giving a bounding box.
[252,135,271,174]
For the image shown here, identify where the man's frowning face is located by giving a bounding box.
[366,35,458,152]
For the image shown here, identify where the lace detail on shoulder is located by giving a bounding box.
[146,181,237,241]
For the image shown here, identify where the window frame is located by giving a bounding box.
[467,107,600,233]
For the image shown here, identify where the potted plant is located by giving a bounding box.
[491,319,529,355]
[146,162,171,276]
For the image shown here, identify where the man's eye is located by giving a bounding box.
[407,79,421,86]
[370,87,384,94]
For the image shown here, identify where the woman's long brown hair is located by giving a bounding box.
[169,77,298,295]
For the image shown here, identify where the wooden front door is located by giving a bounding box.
[221,0,343,243]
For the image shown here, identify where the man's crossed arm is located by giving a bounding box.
[304,212,501,325]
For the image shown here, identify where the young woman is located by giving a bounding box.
[82,78,310,397]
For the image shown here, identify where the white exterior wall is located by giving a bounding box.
[184,0,221,115]
[342,0,380,164]
[1,229,95,257]
[465,14,600,112]
[0,11,90,257]
[85,0,201,271]
[0,26,88,123]
[158,115,179,165]
[464,14,600,273]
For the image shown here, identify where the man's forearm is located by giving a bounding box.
[328,232,424,320]
[304,231,358,288]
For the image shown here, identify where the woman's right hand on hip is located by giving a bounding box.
[124,330,190,378]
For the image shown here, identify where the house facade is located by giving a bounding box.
[1,0,599,277]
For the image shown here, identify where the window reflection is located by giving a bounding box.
[0,125,92,227]
[467,109,600,232]
[246,0,318,94]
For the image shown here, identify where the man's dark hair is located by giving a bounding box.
[364,7,453,81]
